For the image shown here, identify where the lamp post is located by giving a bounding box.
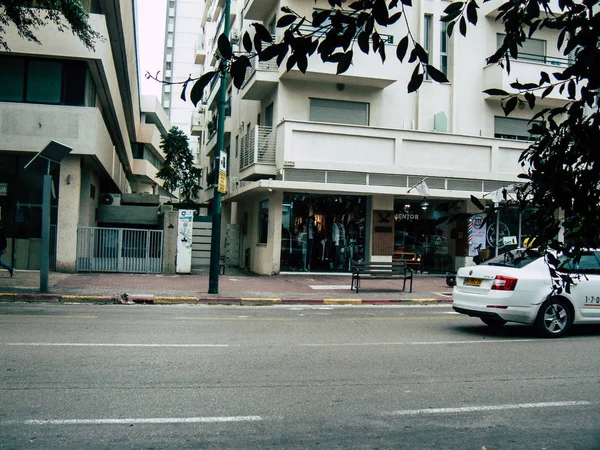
[208,0,231,294]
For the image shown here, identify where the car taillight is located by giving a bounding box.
[491,275,518,291]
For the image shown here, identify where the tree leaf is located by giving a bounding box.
[252,23,273,42]
[312,9,331,27]
[230,56,251,90]
[180,79,189,102]
[190,71,217,107]
[297,54,308,74]
[483,88,509,96]
[459,16,467,36]
[337,50,353,74]
[243,31,253,53]
[407,65,424,93]
[466,0,478,26]
[277,14,297,28]
[541,85,554,99]
[388,11,402,24]
[502,96,518,116]
[358,31,370,54]
[217,34,232,60]
[470,195,486,211]
[524,92,536,109]
[396,36,409,62]
[426,65,448,83]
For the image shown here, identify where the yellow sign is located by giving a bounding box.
[217,171,227,193]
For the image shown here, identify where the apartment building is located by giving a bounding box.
[196,0,569,275]
[161,0,205,160]
[0,0,170,272]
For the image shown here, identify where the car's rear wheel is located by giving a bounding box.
[535,298,572,338]
[481,317,507,327]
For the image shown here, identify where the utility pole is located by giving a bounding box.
[208,0,231,294]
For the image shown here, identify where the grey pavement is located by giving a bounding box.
[0,267,452,304]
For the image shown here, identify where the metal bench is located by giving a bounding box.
[351,261,413,294]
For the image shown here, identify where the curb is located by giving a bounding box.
[0,293,453,305]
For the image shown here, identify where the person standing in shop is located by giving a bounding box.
[306,216,315,271]
[0,225,15,277]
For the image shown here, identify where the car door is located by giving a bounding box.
[561,252,600,320]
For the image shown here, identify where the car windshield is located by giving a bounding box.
[481,249,541,268]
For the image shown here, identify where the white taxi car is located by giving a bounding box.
[452,248,600,337]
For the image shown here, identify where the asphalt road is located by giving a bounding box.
[1,303,599,449]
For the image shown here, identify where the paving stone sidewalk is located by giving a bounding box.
[0,268,453,305]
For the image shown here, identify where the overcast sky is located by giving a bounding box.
[136,0,167,98]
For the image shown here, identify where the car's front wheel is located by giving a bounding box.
[481,317,507,327]
[535,298,573,338]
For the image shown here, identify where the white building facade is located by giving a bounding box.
[196,0,568,275]
[0,1,170,272]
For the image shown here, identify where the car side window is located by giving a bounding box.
[560,253,600,275]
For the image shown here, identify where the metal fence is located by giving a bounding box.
[76,227,163,273]
[240,125,276,170]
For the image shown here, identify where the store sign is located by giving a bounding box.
[395,212,420,221]
[0,183,7,196]
[217,151,227,193]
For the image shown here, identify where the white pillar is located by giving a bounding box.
[56,155,81,272]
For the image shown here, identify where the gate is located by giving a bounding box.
[76,227,163,273]
[191,216,212,268]
[224,224,240,266]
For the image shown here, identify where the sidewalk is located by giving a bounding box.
[0,267,453,305]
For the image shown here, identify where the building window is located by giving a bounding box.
[0,56,89,106]
[258,199,269,244]
[494,116,541,141]
[424,15,432,80]
[496,34,546,64]
[309,98,369,126]
[235,135,239,159]
[440,21,448,76]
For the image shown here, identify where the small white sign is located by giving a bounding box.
[219,151,227,173]
[176,210,194,274]
[0,183,7,196]
[503,236,518,245]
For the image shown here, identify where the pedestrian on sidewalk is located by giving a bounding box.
[0,225,14,277]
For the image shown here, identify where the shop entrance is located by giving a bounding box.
[394,199,454,274]
[281,193,367,272]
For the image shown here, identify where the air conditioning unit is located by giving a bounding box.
[101,193,121,206]
[230,28,241,44]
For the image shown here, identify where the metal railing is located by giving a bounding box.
[76,227,163,273]
[486,52,570,67]
[239,125,276,171]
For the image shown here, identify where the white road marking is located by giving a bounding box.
[301,339,536,347]
[309,285,350,290]
[0,416,263,426]
[3,343,229,348]
[386,401,592,416]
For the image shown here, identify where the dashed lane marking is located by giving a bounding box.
[385,401,592,417]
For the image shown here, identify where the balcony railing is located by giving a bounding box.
[486,52,570,67]
[239,125,276,171]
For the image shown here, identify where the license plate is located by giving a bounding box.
[464,278,482,287]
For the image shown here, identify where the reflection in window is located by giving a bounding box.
[259,200,269,244]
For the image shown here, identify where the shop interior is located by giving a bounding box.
[281,193,366,272]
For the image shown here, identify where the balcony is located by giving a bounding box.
[190,111,206,137]
[205,115,233,156]
[483,54,572,105]
[239,125,277,180]
[243,0,277,21]
[194,36,206,65]
[240,57,279,100]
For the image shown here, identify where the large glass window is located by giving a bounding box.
[440,21,448,76]
[281,193,367,272]
[0,56,90,106]
[0,58,25,101]
[496,34,546,63]
[309,98,369,126]
[494,116,541,141]
[259,199,269,244]
[424,15,432,80]
[26,60,62,103]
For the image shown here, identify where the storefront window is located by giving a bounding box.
[394,199,453,274]
[281,193,367,272]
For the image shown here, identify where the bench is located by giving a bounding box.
[351,261,413,294]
